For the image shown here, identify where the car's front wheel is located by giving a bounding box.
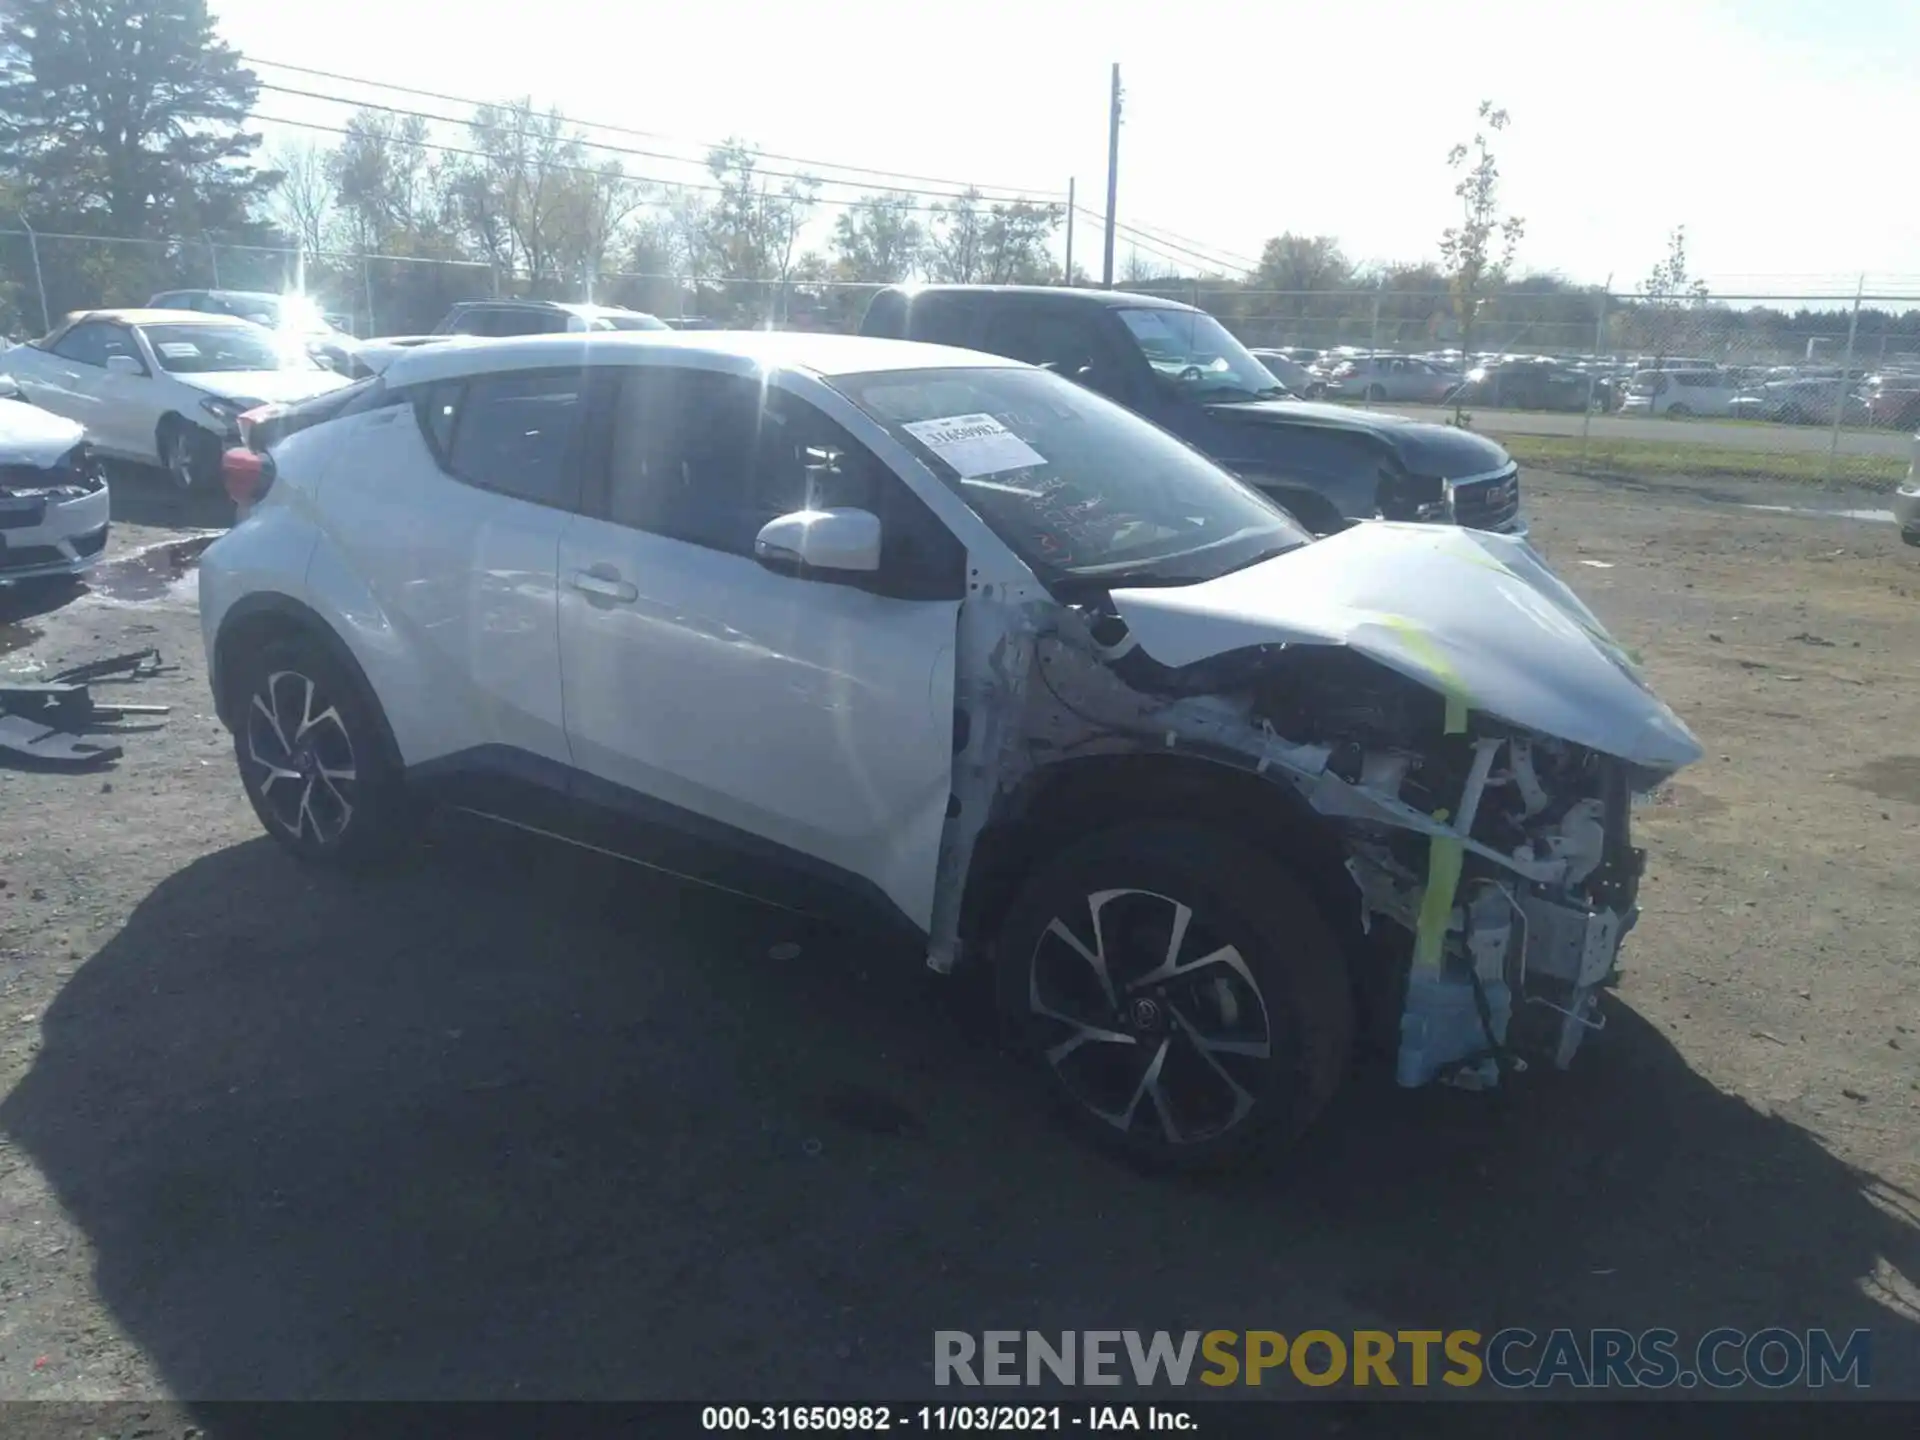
[227,632,409,866]
[159,418,220,489]
[995,824,1352,1170]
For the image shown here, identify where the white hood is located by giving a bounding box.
[0,400,86,468]
[181,370,353,406]
[1110,522,1703,772]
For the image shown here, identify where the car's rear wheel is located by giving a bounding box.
[1664,403,1692,418]
[994,824,1352,1171]
[227,632,409,866]
[160,418,219,490]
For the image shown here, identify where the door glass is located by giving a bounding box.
[604,368,966,592]
[52,324,109,367]
[443,368,586,509]
[982,309,1117,395]
[98,328,145,370]
[606,369,890,554]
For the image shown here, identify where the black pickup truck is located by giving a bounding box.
[860,285,1523,536]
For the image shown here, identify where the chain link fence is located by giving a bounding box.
[4,228,1914,486]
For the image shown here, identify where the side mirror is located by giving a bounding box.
[105,354,144,378]
[753,508,882,576]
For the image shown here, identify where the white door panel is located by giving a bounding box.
[558,517,958,930]
[99,371,162,458]
[311,406,569,767]
[16,353,95,429]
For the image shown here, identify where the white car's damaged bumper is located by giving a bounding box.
[0,444,111,583]
[932,521,1701,1091]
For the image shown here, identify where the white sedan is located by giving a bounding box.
[2,309,352,488]
[1,391,110,585]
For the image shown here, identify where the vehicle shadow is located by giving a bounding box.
[2,822,1914,1416]
[104,460,234,531]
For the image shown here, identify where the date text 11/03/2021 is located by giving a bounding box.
[702,1407,1192,1432]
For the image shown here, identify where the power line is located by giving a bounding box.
[258,82,1026,204]
[254,112,982,217]
[1075,206,1251,277]
[1122,217,1262,272]
[248,56,1270,281]
[248,57,1062,204]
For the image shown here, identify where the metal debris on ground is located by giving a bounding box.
[50,646,174,684]
[0,647,172,771]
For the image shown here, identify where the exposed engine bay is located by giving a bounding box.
[929,547,1688,1089]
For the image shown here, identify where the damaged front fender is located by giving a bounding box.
[931,525,1699,1095]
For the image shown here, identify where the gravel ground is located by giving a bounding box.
[0,466,1915,1417]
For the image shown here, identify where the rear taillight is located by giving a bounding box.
[222,447,275,508]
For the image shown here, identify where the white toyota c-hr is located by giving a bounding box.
[199,331,1702,1169]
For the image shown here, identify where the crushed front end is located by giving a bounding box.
[930,520,1700,1092]
[0,441,111,583]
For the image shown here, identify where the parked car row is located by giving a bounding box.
[1243,340,1920,428]
[0,297,678,494]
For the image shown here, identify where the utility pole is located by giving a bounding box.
[1064,178,1075,285]
[1101,64,1122,289]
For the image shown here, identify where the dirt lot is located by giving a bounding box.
[0,467,1916,1413]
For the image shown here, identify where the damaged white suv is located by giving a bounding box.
[200,332,1702,1168]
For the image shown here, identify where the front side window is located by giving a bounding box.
[440,369,585,509]
[1116,308,1283,402]
[601,368,966,595]
[832,365,1310,587]
[139,323,312,373]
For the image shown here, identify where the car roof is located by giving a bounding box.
[381,330,1023,388]
[874,284,1200,313]
[76,308,244,326]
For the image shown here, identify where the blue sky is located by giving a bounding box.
[212,0,1920,296]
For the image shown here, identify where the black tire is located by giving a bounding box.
[225,631,409,867]
[994,823,1352,1171]
[1664,403,1692,418]
[159,417,220,490]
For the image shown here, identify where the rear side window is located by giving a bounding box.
[861,290,908,338]
[440,369,585,510]
[52,323,110,366]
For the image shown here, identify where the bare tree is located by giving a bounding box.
[1636,224,1709,371]
[1120,248,1179,285]
[266,140,336,259]
[1439,100,1525,417]
[927,188,987,283]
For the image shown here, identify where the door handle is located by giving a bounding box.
[569,569,638,603]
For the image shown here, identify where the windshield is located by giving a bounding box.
[139,324,317,374]
[832,365,1311,587]
[595,313,668,331]
[1115,308,1284,402]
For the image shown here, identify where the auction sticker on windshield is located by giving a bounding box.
[155,342,201,359]
[901,413,1046,479]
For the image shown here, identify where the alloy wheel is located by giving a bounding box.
[1026,887,1275,1146]
[167,431,197,489]
[243,668,358,846]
